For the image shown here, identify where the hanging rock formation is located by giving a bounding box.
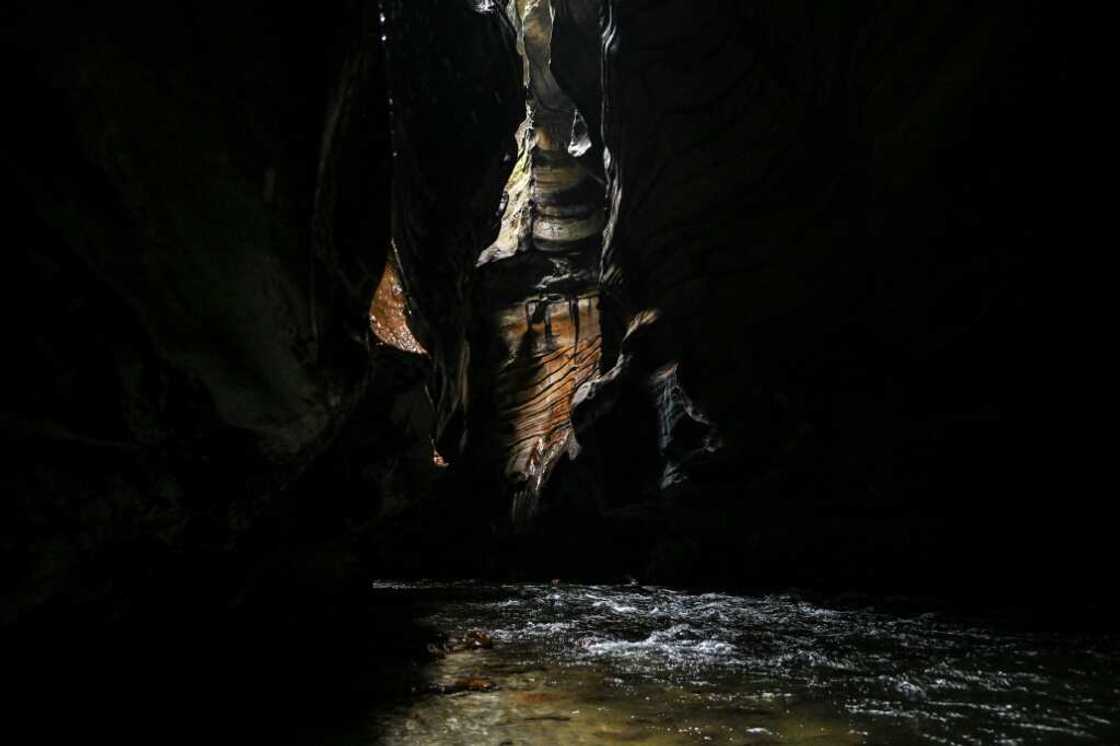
[1,1,395,625]
[550,0,606,179]
[370,250,428,356]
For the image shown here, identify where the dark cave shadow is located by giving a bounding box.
[5,586,441,746]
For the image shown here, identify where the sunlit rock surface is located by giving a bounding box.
[370,249,427,355]
[468,0,606,525]
[491,295,602,524]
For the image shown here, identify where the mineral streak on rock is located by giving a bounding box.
[471,0,606,527]
[499,295,602,525]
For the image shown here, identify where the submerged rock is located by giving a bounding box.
[430,676,499,695]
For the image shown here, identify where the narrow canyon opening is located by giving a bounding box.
[472,0,607,526]
[6,2,1108,744]
[369,246,426,356]
[369,0,609,526]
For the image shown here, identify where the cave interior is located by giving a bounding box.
[1,1,1107,743]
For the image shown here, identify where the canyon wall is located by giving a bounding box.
[1,0,525,632]
[2,0,527,737]
[562,0,1075,595]
[466,0,606,526]
[1,0,1088,631]
[1,1,392,625]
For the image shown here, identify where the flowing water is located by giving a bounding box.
[364,581,1118,745]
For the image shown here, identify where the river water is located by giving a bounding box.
[364,581,1117,745]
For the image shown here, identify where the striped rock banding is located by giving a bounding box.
[473,0,606,526]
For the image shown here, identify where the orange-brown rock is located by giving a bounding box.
[370,250,427,355]
[469,0,606,526]
[430,676,498,695]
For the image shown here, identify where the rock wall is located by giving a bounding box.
[1,0,527,627]
[1,0,1089,638]
[1,0,529,737]
[467,0,607,526]
[563,0,1077,595]
[384,0,525,464]
[551,0,606,178]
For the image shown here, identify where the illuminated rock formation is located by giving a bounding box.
[470,0,606,525]
[370,248,427,356]
[4,0,1082,641]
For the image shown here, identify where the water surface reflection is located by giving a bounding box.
[367,581,1118,744]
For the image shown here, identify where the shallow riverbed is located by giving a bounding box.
[362,581,1118,745]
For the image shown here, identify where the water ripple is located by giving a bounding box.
[375,581,1119,743]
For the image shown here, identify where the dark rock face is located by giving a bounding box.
[383,0,524,463]
[1,0,527,738]
[1,1,394,624]
[465,0,606,526]
[0,2,428,739]
[551,0,605,178]
[1,0,525,621]
[565,1,1077,596]
[2,0,1094,694]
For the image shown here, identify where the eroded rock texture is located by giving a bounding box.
[2,0,1089,670]
[468,0,606,526]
